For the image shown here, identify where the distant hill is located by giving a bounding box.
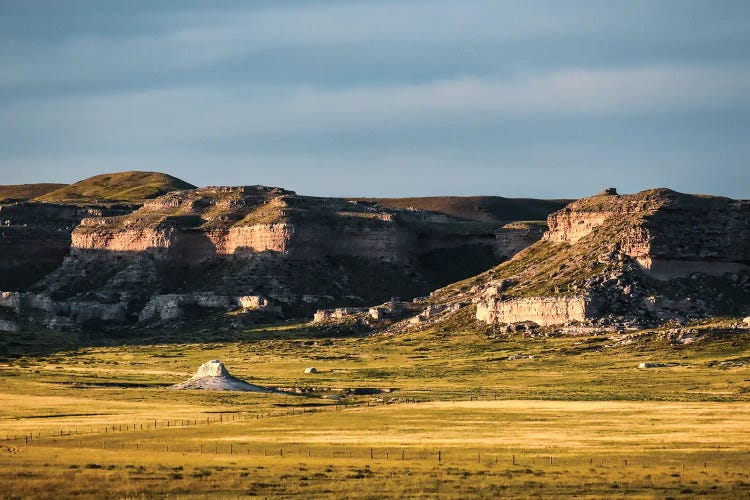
[0,183,67,203]
[35,171,195,204]
[351,196,572,223]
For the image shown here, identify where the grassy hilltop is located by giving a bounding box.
[34,171,195,204]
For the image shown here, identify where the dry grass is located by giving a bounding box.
[0,321,748,497]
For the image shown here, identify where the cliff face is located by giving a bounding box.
[0,202,135,291]
[428,189,750,329]
[9,185,546,329]
[476,296,597,326]
[545,189,750,278]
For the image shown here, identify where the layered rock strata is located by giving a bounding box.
[476,296,598,326]
[443,188,750,328]
[0,202,135,290]
[8,185,546,329]
[545,188,750,279]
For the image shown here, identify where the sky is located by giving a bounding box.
[1,0,749,198]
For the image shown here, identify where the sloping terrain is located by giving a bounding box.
[35,171,195,204]
[423,189,750,329]
[352,195,570,223]
[0,183,67,203]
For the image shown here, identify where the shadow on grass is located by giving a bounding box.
[0,319,373,359]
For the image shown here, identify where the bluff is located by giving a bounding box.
[0,202,134,291]
[0,171,195,293]
[4,185,555,329]
[427,188,750,329]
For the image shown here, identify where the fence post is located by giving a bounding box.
[438,451,441,462]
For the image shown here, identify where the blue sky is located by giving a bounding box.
[1,0,749,198]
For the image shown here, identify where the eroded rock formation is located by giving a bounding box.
[0,202,135,291]
[172,360,276,392]
[545,188,750,279]
[476,296,598,326]
[428,188,750,329]
[2,185,549,329]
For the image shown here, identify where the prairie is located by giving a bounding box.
[0,320,748,498]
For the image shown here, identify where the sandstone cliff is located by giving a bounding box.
[428,188,750,328]
[7,185,548,329]
[0,202,135,291]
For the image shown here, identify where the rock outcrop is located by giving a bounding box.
[476,296,598,326]
[0,202,135,291]
[172,360,275,392]
[427,188,750,329]
[9,185,550,329]
[545,188,750,279]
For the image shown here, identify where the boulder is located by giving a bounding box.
[304,367,318,374]
[312,307,366,323]
[238,295,269,310]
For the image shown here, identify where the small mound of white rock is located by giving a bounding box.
[172,360,275,392]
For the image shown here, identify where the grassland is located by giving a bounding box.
[0,184,67,203]
[34,171,195,204]
[0,320,749,498]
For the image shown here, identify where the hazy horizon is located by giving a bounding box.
[2,1,749,199]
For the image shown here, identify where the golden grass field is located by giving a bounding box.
[0,320,749,498]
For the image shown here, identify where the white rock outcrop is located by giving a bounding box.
[312,307,366,323]
[476,295,598,326]
[172,360,276,392]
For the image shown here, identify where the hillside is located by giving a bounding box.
[352,196,571,223]
[35,171,195,204]
[421,188,750,330]
[0,183,67,203]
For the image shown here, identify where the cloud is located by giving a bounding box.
[4,64,748,152]
[1,0,748,92]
